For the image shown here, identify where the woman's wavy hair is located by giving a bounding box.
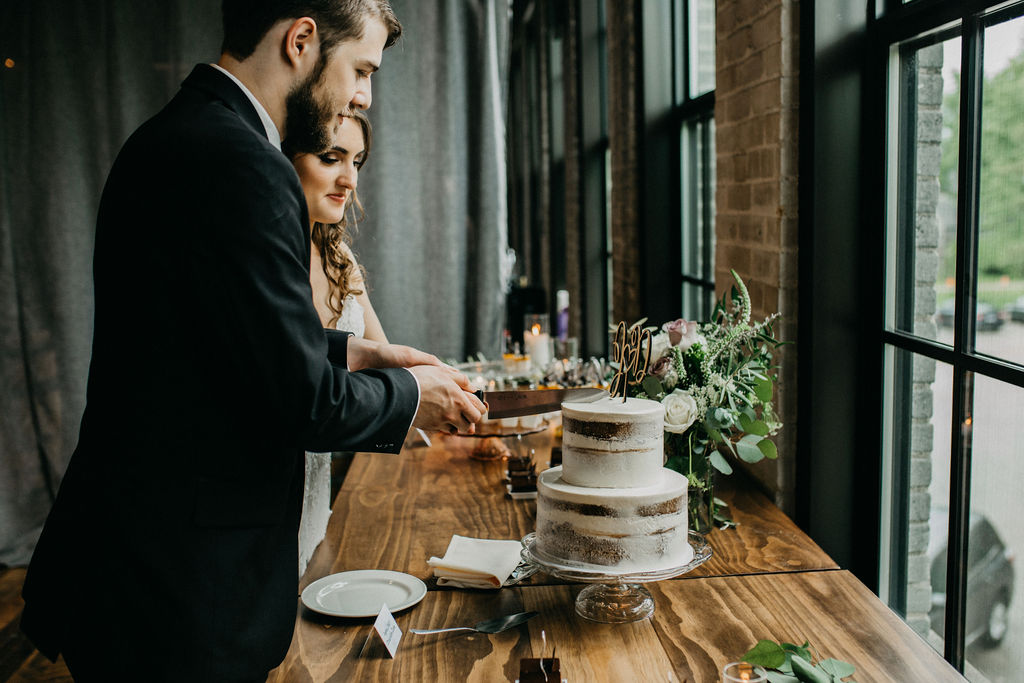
[287,110,373,328]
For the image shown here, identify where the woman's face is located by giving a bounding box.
[293,117,366,226]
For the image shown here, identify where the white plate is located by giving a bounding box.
[301,570,427,618]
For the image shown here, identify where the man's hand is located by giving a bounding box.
[408,364,486,435]
[347,337,442,372]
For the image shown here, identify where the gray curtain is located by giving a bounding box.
[357,0,509,360]
[0,0,509,567]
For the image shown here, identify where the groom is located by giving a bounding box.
[20,1,485,680]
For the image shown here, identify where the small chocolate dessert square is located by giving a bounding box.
[518,657,560,683]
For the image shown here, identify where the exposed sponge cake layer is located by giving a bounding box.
[535,466,690,571]
[560,396,664,488]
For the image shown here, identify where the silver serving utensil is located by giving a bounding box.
[409,610,538,635]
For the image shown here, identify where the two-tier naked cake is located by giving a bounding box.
[534,396,692,572]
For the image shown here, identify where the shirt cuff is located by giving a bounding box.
[403,366,422,433]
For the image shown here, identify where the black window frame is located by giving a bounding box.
[875,0,1024,672]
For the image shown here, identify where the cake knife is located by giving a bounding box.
[474,387,607,419]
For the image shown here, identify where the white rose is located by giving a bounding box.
[645,331,670,364]
[662,389,699,434]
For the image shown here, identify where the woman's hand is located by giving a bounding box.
[347,336,441,371]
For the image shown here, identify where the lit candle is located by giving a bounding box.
[523,323,551,370]
[721,662,766,683]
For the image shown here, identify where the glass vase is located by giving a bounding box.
[687,467,714,535]
[663,431,715,535]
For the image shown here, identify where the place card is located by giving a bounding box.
[361,604,402,658]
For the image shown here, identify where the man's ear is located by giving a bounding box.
[283,17,320,72]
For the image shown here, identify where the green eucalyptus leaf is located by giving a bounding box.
[741,640,787,669]
[754,376,774,403]
[737,435,765,463]
[789,655,830,683]
[746,419,771,436]
[818,659,855,678]
[642,375,664,399]
[664,455,686,473]
[710,450,734,474]
[758,438,779,460]
[766,673,800,683]
[738,412,753,431]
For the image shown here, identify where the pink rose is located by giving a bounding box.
[663,319,701,350]
[650,355,673,379]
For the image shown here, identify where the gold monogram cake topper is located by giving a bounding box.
[609,321,651,401]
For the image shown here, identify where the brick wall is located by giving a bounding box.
[905,43,944,639]
[715,0,800,509]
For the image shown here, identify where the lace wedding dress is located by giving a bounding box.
[298,295,365,577]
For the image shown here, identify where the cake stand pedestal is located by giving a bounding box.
[519,531,711,623]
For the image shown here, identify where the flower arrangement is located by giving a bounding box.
[625,270,784,531]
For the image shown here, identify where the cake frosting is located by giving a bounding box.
[536,466,691,571]
[561,396,664,488]
[534,396,691,572]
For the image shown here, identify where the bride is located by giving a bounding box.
[288,111,386,575]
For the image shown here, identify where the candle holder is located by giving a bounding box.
[721,662,767,682]
[523,313,553,372]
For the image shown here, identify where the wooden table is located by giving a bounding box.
[271,571,964,682]
[271,431,965,682]
[299,430,838,593]
[0,428,963,681]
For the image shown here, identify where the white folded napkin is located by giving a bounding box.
[427,535,524,589]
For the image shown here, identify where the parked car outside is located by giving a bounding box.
[930,508,1016,648]
[1005,295,1024,322]
[935,300,1004,331]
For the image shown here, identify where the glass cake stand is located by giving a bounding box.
[520,531,711,623]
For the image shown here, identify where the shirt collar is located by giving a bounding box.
[210,64,282,150]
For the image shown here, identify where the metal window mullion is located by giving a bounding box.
[944,13,984,671]
[700,114,714,304]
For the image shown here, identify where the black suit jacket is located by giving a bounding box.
[20,65,418,681]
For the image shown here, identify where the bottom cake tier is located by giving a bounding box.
[535,466,691,572]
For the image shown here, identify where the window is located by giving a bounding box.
[879,1,1024,677]
[675,0,717,320]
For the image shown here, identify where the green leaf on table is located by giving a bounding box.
[789,655,831,683]
[742,639,787,668]
[754,376,774,402]
[766,672,800,683]
[780,642,811,663]
[818,659,856,678]
[758,438,779,460]
[737,434,765,463]
[710,449,733,474]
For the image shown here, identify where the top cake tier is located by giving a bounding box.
[560,396,664,488]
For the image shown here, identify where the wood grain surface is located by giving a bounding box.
[271,571,965,682]
[648,571,965,683]
[303,429,836,590]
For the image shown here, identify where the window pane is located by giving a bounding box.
[974,16,1024,365]
[888,36,961,343]
[680,117,715,320]
[884,346,951,651]
[965,375,1024,679]
[688,0,715,97]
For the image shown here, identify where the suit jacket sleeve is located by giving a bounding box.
[194,145,415,454]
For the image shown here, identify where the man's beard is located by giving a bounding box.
[284,63,339,155]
